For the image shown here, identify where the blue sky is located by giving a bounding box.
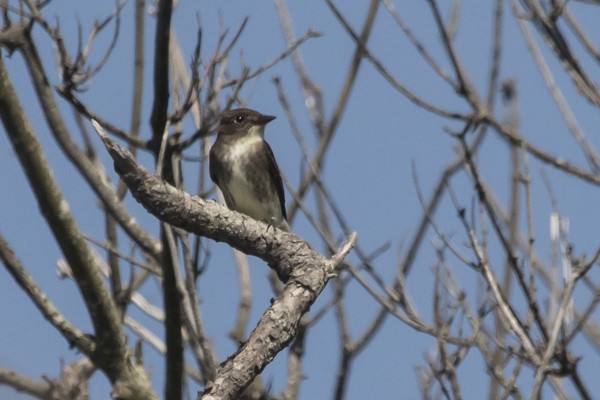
[1,1,600,399]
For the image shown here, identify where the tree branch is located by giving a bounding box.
[92,119,358,399]
[0,55,156,400]
[0,234,95,354]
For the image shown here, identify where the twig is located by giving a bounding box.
[0,234,95,354]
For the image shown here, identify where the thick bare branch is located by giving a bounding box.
[0,55,156,400]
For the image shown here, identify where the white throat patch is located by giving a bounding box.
[227,125,265,159]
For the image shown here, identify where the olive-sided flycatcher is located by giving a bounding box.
[209,108,290,232]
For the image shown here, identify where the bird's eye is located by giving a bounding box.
[234,115,245,123]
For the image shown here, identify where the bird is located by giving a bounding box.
[209,108,290,232]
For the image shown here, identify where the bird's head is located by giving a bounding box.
[218,108,276,137]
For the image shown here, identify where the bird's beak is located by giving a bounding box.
[258,114,276,125]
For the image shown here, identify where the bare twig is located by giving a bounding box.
[0,55,156,400]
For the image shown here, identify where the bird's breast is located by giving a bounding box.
[219,136,273,220]
[220,132,263,163]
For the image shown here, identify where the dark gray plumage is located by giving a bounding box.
[209,108,290,232]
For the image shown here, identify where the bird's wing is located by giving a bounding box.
[209,144,223,185]
[260,141,287,221]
